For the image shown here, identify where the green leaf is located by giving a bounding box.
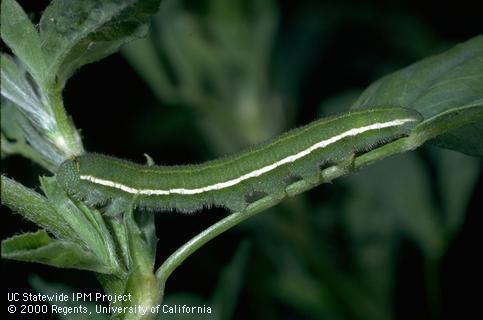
[2,175,122,274]
[39,176,122,274]
[1,53,84,167]
[1,0,47,81]
[428,123,483,156]
[0,55,66,168]
[1,230,112,273]
[1,99,23,143]
[1,175,77,242]
[39,0,161,87]
[0,55,45,125]
[412,103,483,155]
[352,35,483,156]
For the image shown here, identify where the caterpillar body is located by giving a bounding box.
[57,107,422,213]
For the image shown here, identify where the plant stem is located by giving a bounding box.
[155,103,483,288]
[120,206,162,320]
[46,89,84,157]
[156,196,273,283]
[155,138,413,284]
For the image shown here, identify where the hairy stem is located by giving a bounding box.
[45,89,84,157]
[155,138,411,284]
[119,206,162,320]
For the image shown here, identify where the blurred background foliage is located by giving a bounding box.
[2,0,482,319]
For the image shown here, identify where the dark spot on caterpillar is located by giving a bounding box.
[319,160,337,171]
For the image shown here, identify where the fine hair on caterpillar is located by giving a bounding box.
[56,107,422,214]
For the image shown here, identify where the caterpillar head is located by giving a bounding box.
[57,157,81,198]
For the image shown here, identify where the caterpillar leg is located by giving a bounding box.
[335,152,356,173]
[321,152,356,183]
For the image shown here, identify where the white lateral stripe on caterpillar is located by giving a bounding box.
[79,118,416,195]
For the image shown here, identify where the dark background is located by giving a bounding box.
[2,0,482,319]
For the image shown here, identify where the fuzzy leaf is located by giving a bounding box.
[39,176,121,272]
[1,99,24,143]
[1,230,112,273]
[1,0,47,81]
[39,0,161,87]
[1,175,77,242]
[0,55,45,126]
[2,175,121,275]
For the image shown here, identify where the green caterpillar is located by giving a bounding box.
[57,107,422,213]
